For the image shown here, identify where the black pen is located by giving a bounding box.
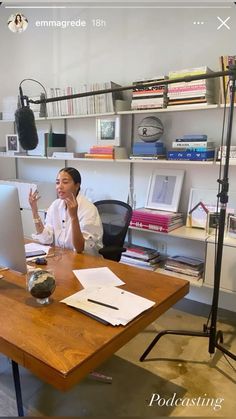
[87,298,119,310]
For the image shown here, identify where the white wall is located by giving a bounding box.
[1,3,236,187]
[1,4,236,101]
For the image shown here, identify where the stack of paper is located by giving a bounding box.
[73,267,125,288]
[61,267,155,326]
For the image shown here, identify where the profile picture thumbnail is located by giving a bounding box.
[8,13,28,33]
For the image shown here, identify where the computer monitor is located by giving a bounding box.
[0,185,27,274]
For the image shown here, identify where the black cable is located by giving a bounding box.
[19,78,47,98]
[19,78,47,117]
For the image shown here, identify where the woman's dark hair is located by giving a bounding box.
[59,167,81,193]
[14,14,22,23]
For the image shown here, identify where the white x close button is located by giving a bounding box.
[217,16,230,30]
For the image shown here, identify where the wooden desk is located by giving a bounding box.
[0,250,189,394]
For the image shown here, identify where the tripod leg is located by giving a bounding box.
[215,331,236,361]
[11,360,24,416]
[140,329,209,362]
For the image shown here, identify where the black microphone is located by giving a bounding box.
[15,86,38,150]
[15,107,39,150]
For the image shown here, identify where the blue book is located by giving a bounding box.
[167,150,215,160]
[133,142,165,155]
[180,134,208,141]
[133,141,164,148]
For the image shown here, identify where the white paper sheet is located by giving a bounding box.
[73,267,125,289]
[61,286,155,326]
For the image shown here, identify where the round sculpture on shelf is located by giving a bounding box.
[27,269,56,305]
[137,116,164,142]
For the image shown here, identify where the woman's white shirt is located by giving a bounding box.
[8,19,28,32]
[32,194,103,255]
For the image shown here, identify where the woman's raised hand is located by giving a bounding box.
[29,188,41,211]
[65,193,78,220]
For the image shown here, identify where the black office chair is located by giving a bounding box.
[94,200,133,262]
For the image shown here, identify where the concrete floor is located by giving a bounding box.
[0,298,235,417]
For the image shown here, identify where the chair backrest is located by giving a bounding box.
[94,200,133,248]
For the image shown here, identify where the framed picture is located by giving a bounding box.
[6,134,19,153]
[96,115,121,146]
[145,169,185,212]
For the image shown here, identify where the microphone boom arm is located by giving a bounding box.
[28,69,233,105]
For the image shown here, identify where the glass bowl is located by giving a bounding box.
[27,269,56,305]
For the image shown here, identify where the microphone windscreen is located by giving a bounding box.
[15,107,38,150]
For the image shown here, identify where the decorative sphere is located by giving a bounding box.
[28,270,56,300]
[138,116,164,142]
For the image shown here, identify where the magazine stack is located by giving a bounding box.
[164,255,204,279]
[130,208,184,233]
[120,244,163,271]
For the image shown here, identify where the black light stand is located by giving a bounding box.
[20,68,236,363]
[140,66,236,363]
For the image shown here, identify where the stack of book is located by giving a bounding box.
[167,134,215,161]
[130,141,166,160]
[84,146,128,159]
[130,208,184,233]
[167,66,216,107]
[219,55,236,104]
[163,255,204,279]
[85,145,114,159]
[131,77,168,110]
[121,243,163,270]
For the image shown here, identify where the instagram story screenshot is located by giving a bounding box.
[0,0,236,418]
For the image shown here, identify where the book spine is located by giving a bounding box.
[167,150,215,160]
[84,154,113,159]
[129,156,166,160]
[130,221,169,232]
[172,141,210,148]
[182,134,208,140]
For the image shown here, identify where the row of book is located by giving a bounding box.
[130,208,184,233]
[30,81,123,118]
[3,57,234,121]
[42,59,235,117]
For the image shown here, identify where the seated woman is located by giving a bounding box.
[29,167,103,255]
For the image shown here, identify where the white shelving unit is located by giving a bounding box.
[129,225,209,242]
[1,103,236,299]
